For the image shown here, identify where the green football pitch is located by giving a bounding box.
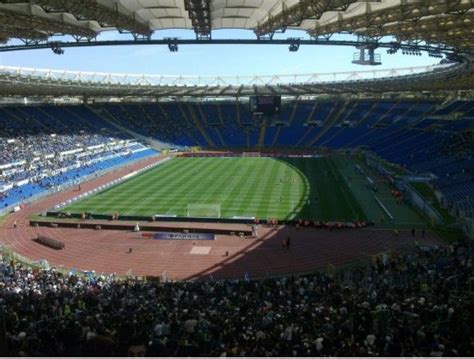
[61,156,424,224]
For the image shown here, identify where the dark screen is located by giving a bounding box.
[250,96,281,115]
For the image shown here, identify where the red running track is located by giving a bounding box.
[0,154,441,280]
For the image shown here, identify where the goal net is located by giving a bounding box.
[187,203,221,218]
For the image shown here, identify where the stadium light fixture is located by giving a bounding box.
[166,38,179,52]
[352,44,381,66]
[50,42,64,55]
[288,38,300,52]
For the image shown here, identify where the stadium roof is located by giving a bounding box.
[1,1,473,97]
[0,0,473,54]
[1,60,472,98]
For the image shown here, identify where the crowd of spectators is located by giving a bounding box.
[0,105,129,182]
[0,133,116,168]
[1,240,472,356]
[0,128,139,182]
[0,130,146,208]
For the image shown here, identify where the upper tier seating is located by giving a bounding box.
[0,105,157,209]
[1,101,472,216]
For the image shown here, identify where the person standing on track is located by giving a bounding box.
[252,224,258,237]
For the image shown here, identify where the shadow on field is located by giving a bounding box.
[271,156,366,222]
[266,157,311,221]
[179,157,426,281]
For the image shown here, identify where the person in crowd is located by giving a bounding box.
[0,123,146,209]
[1,231,474,356]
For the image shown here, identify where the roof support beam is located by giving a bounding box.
[218,85,232,95]
[255,0,358,36]
[277,84,301,95]
[309,0,470,37]
[0,37,460,54]
[0,27,49,42]
[361,12,474,51]
[32,0,151,37]
[184,0,211,39]
[0,6,96,39]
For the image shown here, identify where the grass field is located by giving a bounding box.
[61,155,430,227]
[63,156,370,221]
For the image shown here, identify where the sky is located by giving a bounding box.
[0,30,439,77]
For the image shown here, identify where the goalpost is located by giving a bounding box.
[187,203,221,218]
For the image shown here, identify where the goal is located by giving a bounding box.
[187,203,221,218]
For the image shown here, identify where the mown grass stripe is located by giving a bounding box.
[64,156,372,221]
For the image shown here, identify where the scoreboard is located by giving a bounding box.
[250,96,281,115]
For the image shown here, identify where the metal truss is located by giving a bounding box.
[0,0,472,56]
[0,59,470,98]
[16,64,446,86]
[33,0,151,37]
[362,12,474,52]
[309,0,471,35]
[0,37,461,55]
[255,0,358,36]
[0,6,96,39]
[0,2,471,97]
[0,27,49,42]
[308,0,474,52]
[185,0,211,39]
